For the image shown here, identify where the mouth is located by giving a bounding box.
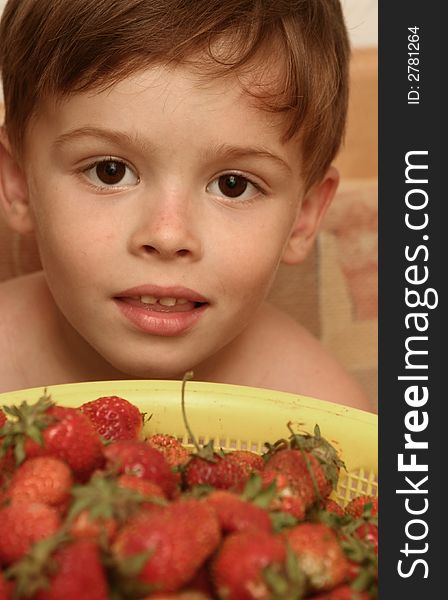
[118,295,207,313]
[115,285,209,312]
[113,285,209,336]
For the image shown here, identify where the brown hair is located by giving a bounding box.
[0,0,349,190]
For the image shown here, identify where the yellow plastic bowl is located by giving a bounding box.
[0,380,378,506]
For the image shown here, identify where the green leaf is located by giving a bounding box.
[241,472,263,500]
[270,511,298,533]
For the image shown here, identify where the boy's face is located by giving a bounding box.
[9,65,332,378]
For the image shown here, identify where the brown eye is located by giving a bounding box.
[95,160,126,185]
[83,159,139,188]
[217,174,248,198]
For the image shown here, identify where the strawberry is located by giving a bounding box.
[7,456,73,509]
[285,522,349,593]
[34,539,108,600]
[144,593,211,600]
[184,451,249,492]
[180,373,253,493]
[80,396,143,442]
[321,499,345,517]
[113,498,220,593]
[211,529,302,600]
[311,585,370,599]
[117,474,166,500]
[343,496,378,555]
[260,470,306,520]
[0,572,13,600]
[142,565,214,598]
[345,496,378,519]
[205,490,272,534]
[146,434,190,467]
[0,501,61,565]
[0,410,6,428]
[66,473,166,542]
[263,424,345,510]
[1,395,104,481]
[7,533,108,600]
[225,450,264,475]
[353,523,378,554]
[340,530,378,596]
[263,449,330,510]
[69,509,118,543]
[103,440,178,498]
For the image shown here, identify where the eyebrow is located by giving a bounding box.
[204,143,293,175]
[52,126,154,153]
[52,127,293,174]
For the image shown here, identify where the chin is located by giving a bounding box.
[106,355,194,381]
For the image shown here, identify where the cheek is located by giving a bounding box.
[215,228,288,303]
[29,188,120,276]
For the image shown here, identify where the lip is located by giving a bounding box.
[115,285,208,304]
[114,285,209,336]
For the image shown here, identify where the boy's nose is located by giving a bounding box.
[129,196,203,261]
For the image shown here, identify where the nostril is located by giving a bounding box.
[176,249,190,257]
[143,245,158,254]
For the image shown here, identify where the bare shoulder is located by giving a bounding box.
[0,272,50,392]
[246,303,373,412]
[0,271,49,319]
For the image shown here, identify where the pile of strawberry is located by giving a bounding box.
[0,391,378,600]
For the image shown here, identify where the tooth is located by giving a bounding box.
[177,298,189,305]
[140,295,158,304]
[159,297,177,306]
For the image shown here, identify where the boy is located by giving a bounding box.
[0,0,371,410]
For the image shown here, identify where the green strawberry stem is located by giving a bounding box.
[0,393,56,465]
[180,371,201,453]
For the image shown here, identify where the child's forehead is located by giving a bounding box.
[38,61,299,150]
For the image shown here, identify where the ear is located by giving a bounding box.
[0,127,34,234]
[281,166,339,265]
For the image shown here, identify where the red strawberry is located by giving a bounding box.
[103,440,178,498]
[69,510,118,543]
[311,585,370,599]
[0,410,6,428]
[184,452,249,492]
[263,449,331,511]
[0,571,13,600]
[205,490,272,534]
[1,395,104,481]
[342,531,378,594]
[285,522,349,593]
[180,374,256,493]
[67,473,165,542]
[0,501,61,565]
[226,450,264,474]
[354,522,378,553]
[25,405,104,481]
[260,470,306,520]
[34,540,108,600]
[144,593,211,600]
[80,396,143,442]
[263,424,344,510]
[114,498,220,593]
[7,456,73,509]
[211,530,292,600]
[345,496,378,519]
[146,434,189,467]
[117,473,166,500]
[321,499,345,517]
